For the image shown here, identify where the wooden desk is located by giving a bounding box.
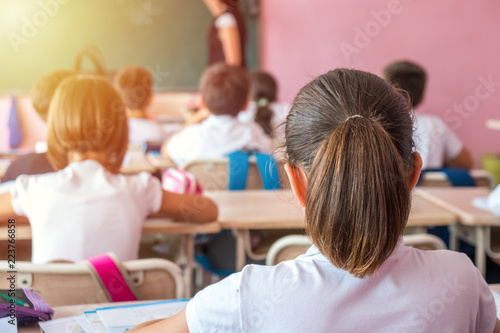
[207,190,456,271]
[416,187,500,276]
[0,219,220,298]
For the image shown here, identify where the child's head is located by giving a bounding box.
[31,70,74,122]
[114,65,153,112]
[199,62,248,117]
[383,60,426,108]
[249,70,277,103]
[46,75,128,173]
[285,68,419,278]
[249,70,278,137]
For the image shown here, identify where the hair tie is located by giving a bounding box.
[345,114,363,122]
[257,98,269,107]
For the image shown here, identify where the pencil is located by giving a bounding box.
[0,293,29,307]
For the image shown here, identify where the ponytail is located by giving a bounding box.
[285,68,414,278]
[306,116,411,278]
[249,71,278,138]
[255,98,273,137]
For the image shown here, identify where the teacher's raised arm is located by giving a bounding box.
[202,0,246,67]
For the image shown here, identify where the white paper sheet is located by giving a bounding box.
[83,311,107,333]
[0,317,16,333]
[95,299,189,329]
[38,315,95,333]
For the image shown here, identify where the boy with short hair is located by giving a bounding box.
[383,60,473,170]
[162,63,272,166]
[114,65,166,144]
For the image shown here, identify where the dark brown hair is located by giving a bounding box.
[114,65,153,110]
[31,70,74,121]
[250,70,277,137]
[200,62,249,116]
[383,60,426,108]
[285,68,414,278]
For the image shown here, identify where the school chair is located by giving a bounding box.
[0,257,185,306]
[266,235,312,266]
[265,234,448,266]
[402,234,447,250]
[419,169,495,188]
[182,155,290,190]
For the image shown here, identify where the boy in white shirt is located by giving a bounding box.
[162,63,273,166]
[114,65,166,144]
[383,60,473,170]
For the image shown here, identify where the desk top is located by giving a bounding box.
[206,190,455,230]
[0,218,220,242]
[416,187,500,226]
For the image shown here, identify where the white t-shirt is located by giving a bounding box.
[414,113,464,170]
[166,115,273,167]
[186,242,496,333]
[238,101,290,140]
[215,12,237,29]
[128,118,166,144]
[10,160,162,263]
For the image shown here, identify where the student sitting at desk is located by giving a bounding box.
[383,60,473,170]
[114,65,167,144]
[0,76,218,264]
[132,69,499,332]
[238,70,289,140]
[1,70,73,183]
[161,63,272,166]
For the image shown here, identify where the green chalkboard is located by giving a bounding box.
[0,0,259,93]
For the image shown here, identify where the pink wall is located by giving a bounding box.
[261,0,500,166]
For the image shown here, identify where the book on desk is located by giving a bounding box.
[38,299,189,333]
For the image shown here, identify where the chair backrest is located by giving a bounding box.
[183,157,289,190]
[266,234,447,266]
[419,169,495,188]
[0,258,184,306]
[402,234,447,250]
[266,235,312,266]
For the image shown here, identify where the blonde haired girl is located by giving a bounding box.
[0,76,217,264]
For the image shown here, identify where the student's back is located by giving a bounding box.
[132,68,498,333]
[114,65,166,144]
[0,76,218,264]
[2,70,73,183]
[187,244,490,332]
[163,63,272,166]
[383,60,473,170]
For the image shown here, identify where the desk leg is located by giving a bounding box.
[476,227,486,277]
[449,224,459,251]
[234,229,246,272]
[184,234,194,298]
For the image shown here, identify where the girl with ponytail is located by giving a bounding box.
[132,68,499,333]
[239,70,290,139]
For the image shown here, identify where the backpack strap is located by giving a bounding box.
[85,253,139,302]
[255,153,281,190]
[227,151,251,190]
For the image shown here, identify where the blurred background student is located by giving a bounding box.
[114,65,167,144]
[383,60,473,170]
[238,70,289,140]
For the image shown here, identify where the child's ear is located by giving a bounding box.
[199,96,207,109]
[409,152,423,190]
[285,163,307,207]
